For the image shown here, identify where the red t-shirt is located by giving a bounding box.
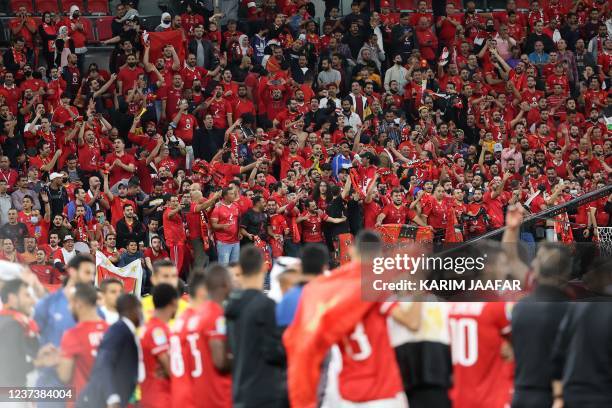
[211,162,241,187]
[163,207,186,246]
[104,152,137,187]
[170,308,196,408]
[161,86,183,118]
[423,197,452,229]
[210,202,241,244]
[175,114,197,144]
[141,316,172,408]
[363,201,382,229]
[189,301,232,408]
[60,320,109,401]
[380,204,414,225]
[143,247,169,262]
[108,195,136,227]
[180,66,208,89]
[79,143,101,173]
[449,302,513,408]
[300,211,328,243]
[208,98,233,129]
[338,301,404,402]
[483,191,509,229]
[118,66,145,95]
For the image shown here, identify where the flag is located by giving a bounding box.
[95,251,144,296]
[376,224,434,244]
[146,30,186,65]
[283,262,377,408]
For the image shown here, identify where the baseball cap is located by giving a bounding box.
[63,235,74,242]
[49,172,63,181]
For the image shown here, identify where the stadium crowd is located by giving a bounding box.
[0,0,610,406]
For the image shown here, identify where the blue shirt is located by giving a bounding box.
[276,285,304,327]
[34,290,75,390]
[528,51,550,65]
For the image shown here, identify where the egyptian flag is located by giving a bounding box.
[283,262,377,408]
[145,30,186,64]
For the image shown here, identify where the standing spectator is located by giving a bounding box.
[115,204,146,249]
[162,196,187,276]
[0,209,29,252]
[77,294,142,408]
[211,187,242,265]
[225,245,284,407]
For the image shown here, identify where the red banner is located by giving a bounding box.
[376,224,434,243]
[147,30,186,65]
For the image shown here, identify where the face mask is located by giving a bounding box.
[30,216,39,224]
[98,215,105,223]
[193,85,202,92]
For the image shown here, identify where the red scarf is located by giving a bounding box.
[0,308,39,337]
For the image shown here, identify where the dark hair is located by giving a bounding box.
[73,283,99,307]
[67,253,95,271]
[239,245,264,277]
[0,279,26,304]
[100,277,123,292]
[354,229,382,259]
[205,263,230,292]
[152,259,176,275]
[301,244,329,276]
[187,268,206,297]
[152,283,179,309]
[116,293,141,317]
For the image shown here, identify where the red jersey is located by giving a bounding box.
[483,191,509,229]
[268,213,288,258]
[143,247,170,262]
[141,316,172,408]
[170,308,197,408]
[208,97,233,129]
[380,204,414,225]
[180,66,208,89]
[163,207,186,246]
[211,162,241,187]
[449,302,513,408]
[338,302,404,402]
[300,211,328,243]
[117,66,145,95]
[161,86,183,118]
[104,152,137,187]
[107,195,136,227]
[423,197,452,229]
[363,200,382,229]
[189,301,232,408]
[210,202,241,243]
[60,320,109,401]
[79,143,101,173]
[175,114,197,144]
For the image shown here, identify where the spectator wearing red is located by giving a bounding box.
[210,187,242,265]
[163,196,188,276]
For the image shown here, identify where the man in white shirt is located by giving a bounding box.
[384,54,409,95]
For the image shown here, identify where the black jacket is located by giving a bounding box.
[115,217,146,249]
[225,289,284,408]
[77,319,139,408]
[187,38,216,70]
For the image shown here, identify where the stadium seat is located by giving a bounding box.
[10,0,34,14]
[87,0,109,15]
[83,16,95,42]
[96,16,113,41]
[34,0,58,14]
[59,0,83,13]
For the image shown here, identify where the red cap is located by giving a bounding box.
[381,0,390,7]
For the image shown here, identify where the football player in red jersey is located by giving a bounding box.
[48,284,109,405]
[141,283,179,408]
[448,302,514,408]
[330,230,416,407]
[188,264,233,408]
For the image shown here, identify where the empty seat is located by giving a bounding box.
[10,0,34,14]
[87,0,109,15]
[34,0,59,14]
[96,15,113,40]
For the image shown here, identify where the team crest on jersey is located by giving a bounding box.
[152,327,168,346]
[215,316,226,335]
